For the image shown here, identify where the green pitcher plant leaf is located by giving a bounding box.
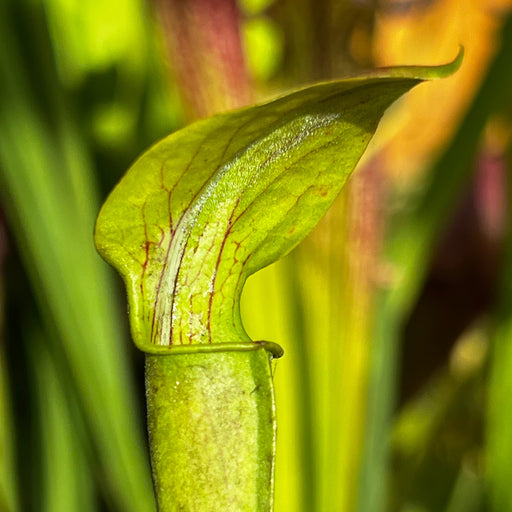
[95,51,462,351]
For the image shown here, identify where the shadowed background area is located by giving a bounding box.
[1,0,512,511]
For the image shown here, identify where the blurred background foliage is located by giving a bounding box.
[1,0,512,511]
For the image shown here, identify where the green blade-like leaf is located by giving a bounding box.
[0,3,155,509]
[95,53,462,350]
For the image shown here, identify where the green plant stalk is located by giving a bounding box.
[27,331,96,512]
[487,126,512,512]
[0,349,17,512]
[146,343,282,511]
[0,218,16,512]
[488,312,512,512]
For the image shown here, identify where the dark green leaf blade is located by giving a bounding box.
[95,54,462,350]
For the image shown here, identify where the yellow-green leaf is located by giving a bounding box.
[95,52,462,351]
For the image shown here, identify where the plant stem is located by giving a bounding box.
[145,343,282,512]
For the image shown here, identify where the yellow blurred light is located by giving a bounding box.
[242,16,284,81]
[92,104,134,148]
[373,0,512,181]
[43,0,148,84]
[449,325,488,379]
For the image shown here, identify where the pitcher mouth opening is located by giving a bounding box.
[141,340,284,359]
